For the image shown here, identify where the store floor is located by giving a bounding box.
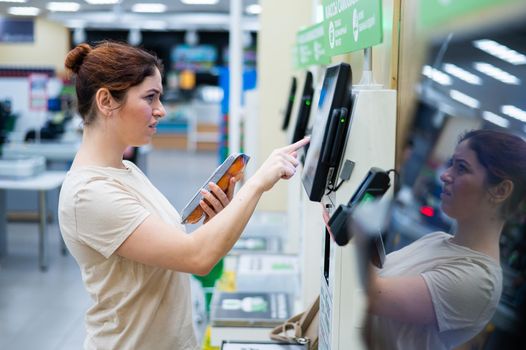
[0,148,220,349]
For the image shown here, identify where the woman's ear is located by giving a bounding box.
[95,88,114,117]
[489,179,514,205]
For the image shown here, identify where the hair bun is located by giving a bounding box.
[65,43,92,74]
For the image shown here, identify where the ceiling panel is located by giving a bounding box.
[0,0,260,30]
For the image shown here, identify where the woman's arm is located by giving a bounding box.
[368,273,437,325]
[116,138,309,275]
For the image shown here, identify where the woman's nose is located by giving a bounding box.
[153,103,166,118]
[440,169,452,183]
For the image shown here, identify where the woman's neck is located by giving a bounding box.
[451,215,504,261]
[73,126,127,169]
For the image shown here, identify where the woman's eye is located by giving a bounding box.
[446,159,453,168]
[455,164,467,173]
[145,95,155,102]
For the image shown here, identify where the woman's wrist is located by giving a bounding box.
[244,176,266,196]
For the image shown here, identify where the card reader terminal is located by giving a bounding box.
[328,168,391,247]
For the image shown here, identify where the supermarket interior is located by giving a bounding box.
[0,1,525,350]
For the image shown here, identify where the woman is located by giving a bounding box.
[58,41,309,349]
[368,129,526,350]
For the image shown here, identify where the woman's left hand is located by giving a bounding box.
[199,177,239,223]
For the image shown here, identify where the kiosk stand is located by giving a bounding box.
[296,51,396,350]
[319,85,396,350]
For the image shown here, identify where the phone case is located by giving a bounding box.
[180,153,250,224]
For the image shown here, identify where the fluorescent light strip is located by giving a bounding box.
[0,0,27,3]
[449,89,480,109]
[7,6,40,15]
[181,0,219,5]
[474,62,521,85]
[47,2,80,12]
[422,65,452,86]
[473,39,526,65]
[443,63,482,85]
[132,3,166,13]
[84,0,119,4]
[482,111,510,128]
[246,4,261,15]
[501,105,526,123]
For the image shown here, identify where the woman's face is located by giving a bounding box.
[113,68,165,146]
[439,140,492,221]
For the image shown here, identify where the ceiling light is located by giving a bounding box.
[482,111,510,128]
[7,6,40,15]
[474,62,521,85]
[449,89,480,109]
[443,63,482,85]
[47,2,80,12]
[180,0,219,5]
[84,0,119,4]
[422,65,452,86]
[131,3,166,13]
[246,4,261,15]
[0,0,27,3]
[473,39,526,65]
[501,105,526,123]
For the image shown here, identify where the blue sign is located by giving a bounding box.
[0,19,34,43]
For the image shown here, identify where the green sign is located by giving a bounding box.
[292,44,300,69]
[296,22,330,68]
[322,0,383,56]
[421,0,521,27]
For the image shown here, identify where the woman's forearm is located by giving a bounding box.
[191,179,264,272]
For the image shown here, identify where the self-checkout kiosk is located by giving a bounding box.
[281,76,297,131]
[298,56,396,350]
[284,69,327,306]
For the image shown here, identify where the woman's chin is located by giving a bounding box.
[439,203,451,217]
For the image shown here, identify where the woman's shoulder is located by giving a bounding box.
[412,231,452,246]
[62,165,130,199]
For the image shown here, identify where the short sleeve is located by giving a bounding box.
[73,177,150,258]
[421,258,499,333]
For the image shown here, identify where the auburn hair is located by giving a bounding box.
[64,41,163,125]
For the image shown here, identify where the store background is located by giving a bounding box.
[0,0,525,349]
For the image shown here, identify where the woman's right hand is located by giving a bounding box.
[249,137,310,192]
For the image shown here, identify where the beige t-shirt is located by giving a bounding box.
[58,161,199,350]
[370,232,502,350]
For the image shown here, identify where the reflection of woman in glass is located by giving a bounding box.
[368,130,526,350]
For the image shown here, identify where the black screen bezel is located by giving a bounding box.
[281,76,297,130]
[291,71,314,143]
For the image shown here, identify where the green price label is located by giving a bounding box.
[271,263,293,270]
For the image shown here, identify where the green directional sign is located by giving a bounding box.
[296,22,330,68]
[421,0,521,27]
[322,0,383,56]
